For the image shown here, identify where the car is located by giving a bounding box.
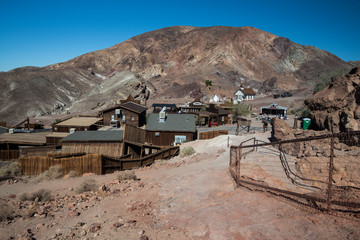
[273,94,280,99]
[281,92,292,98]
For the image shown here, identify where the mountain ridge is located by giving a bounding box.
[0,26,353,125]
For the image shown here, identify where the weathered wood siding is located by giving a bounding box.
[0,150,20,161]
[124,124,145,144]
[62,142,123,158]
[20,153,103,176]
[146,131,195,146]
[199,130,229,140]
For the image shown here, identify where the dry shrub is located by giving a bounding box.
[0,203,14,221]
[65,170,79,178]
[38,165,63,181]
[180,147,196,158]
[18,189,52,202]
[117,170,137,181]
[75,179,97,194]
[0,162,20,178]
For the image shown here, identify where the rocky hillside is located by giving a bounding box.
[0,26,352,124]
[305,67,360,133]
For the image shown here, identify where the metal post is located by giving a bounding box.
[327,135,335,211]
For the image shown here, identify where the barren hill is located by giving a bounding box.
[0,26,352,124]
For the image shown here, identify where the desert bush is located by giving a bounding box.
[38,165,63,181]
[296,106,311,119]
[232,104,251,118]
[180,146,196,157]
[19,189,52,202]
[0,203,14,221]
[117,170,137,181]
[67,170,79,178]
[0,162,21,178]
[75,179,97,194]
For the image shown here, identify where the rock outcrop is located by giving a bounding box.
[305,67,360,133]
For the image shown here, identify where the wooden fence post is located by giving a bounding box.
[327,135,335,211]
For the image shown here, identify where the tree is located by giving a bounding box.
[232,104,251,119]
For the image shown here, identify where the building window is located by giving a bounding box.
[131,116,135,121]
[155,132,160,137]
[222,116,224,122]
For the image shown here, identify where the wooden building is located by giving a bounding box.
[234,87,256,102]
[46,132,69,145]
[101,102,147,128]
[152,103,178,113]
[145,113,196,146]
[179,98,205,113]
[205,104,230,126]
[53,117,102,132]
[261,103,288,116]
[61,130,124,158]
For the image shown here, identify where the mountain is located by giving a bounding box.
[0,26,352,125]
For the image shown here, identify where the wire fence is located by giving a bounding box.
[229,131,360,214]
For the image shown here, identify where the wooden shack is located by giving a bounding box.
[46,132,69,145]
[53,117,102,132]
[145,113,197,146]
[61,130,124,158]
[152,103,178,113]
[101,101,147,128]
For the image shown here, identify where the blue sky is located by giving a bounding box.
[0,0,359,72]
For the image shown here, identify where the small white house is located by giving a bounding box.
[234,86,256,102]
[210,95,221,103]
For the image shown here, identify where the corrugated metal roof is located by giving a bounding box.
[146,113,196,132]
[55,117,102,127]
[62,130,124,142]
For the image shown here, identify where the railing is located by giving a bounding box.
[230,131,360,213]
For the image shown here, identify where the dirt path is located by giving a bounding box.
[1,134,360,240]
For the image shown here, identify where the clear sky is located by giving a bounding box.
[0,0,359,72]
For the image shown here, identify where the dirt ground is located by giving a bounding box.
[1,133,360,240]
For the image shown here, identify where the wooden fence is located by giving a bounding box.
[0,150,20,161]
[102,146,179,174]
[19,153,103,176]
[19,146,180,176]
[199,130,229,140]
[123,124,146,144]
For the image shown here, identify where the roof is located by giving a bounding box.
[152,103,177,108]
[261,103,288,110]
[236,88,256,95]
[62,130,124,142]
[0,132,48,145]
[120,102,147,113]
[55,117,102,127]
[195,111,217,117]
[146,113,196,132]
[46,132,70,138]
[218,108,229,115]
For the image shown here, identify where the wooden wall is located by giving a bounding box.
[54,125,98,132]
[146,131,195,146]
[62,142,123,158]
[0,150,19,161]
[124,124,145,144]
[199,130,228,140]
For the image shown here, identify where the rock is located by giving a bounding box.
[138,229,145,235]
[68,211,80,217]
[80,230,87,236]
[89,224,101,233]
[139,235,149,240]
[305,67,360,135]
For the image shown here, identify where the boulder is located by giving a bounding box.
[305,67,360,133]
